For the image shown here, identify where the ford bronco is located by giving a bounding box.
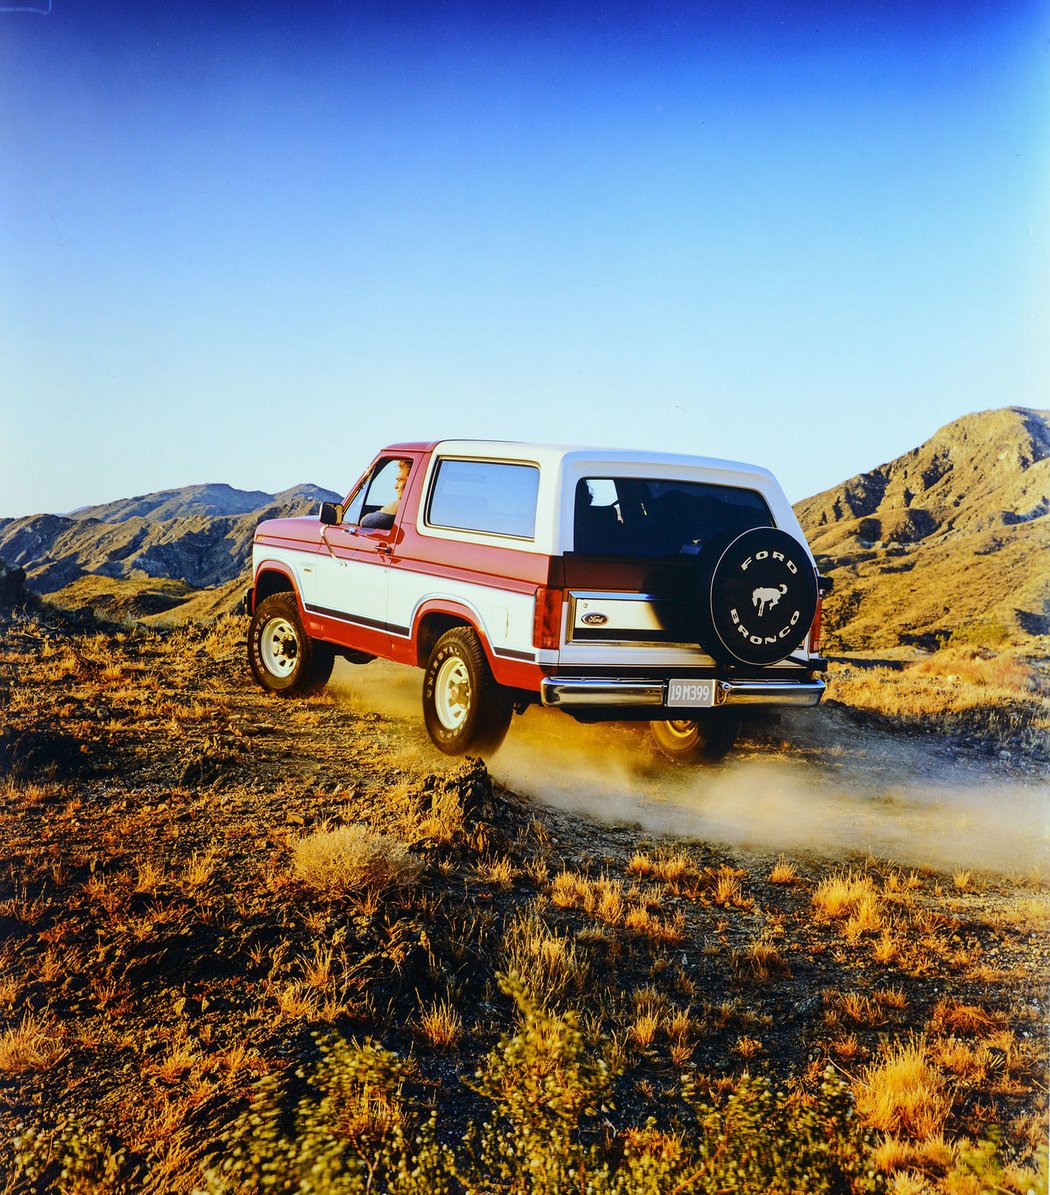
[246,441,829,761]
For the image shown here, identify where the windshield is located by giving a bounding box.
[573,477,773,558]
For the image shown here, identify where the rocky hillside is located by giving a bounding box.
[795,407,1050,650]
[0,482,339,622]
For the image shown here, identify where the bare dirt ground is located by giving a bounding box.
[0,609,1047,1191]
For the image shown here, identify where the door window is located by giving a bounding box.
[343,458,412,529]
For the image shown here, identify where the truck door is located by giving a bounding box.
[309,457,412,656]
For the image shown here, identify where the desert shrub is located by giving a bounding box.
[671,1069,885,1195]
[941,1132,1048,1195]
[205,972,887,1194]
[291,825,421,899]
[464,972,614,1193]
[947,620,1011,648]
[206,1033,455,1193]
[10,1116,131,1194]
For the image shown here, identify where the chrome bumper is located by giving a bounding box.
[540,677,826,709]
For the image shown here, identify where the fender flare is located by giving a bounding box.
[411,597,498,667]
[253,560,307,619]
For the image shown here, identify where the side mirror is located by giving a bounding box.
[319,501,343,526]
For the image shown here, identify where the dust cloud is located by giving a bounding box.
[332,661,1049,877]
[331,658,423,724]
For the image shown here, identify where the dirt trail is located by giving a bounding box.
[332,660,1050,877]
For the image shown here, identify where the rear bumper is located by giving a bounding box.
[540,676,826,710]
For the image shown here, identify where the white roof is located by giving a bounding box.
[431,439,776,483]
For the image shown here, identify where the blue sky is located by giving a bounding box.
[2,0,1047,517]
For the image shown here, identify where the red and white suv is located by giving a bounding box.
[246,441,829,761]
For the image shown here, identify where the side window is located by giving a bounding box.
[427,460,539,539]
[343,458,412,529]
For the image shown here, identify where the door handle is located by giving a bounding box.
[375,543,393,556]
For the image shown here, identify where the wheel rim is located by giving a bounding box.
[663,720,698,743]
[260,616,300,678]
[434,655,471,731]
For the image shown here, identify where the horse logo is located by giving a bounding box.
[752,584,788,618]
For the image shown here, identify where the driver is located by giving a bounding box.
[360,458,411,530]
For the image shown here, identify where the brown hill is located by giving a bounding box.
[795,407,1050,650]
[0,483,339,624]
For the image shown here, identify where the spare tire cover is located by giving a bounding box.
[702,527,818,666]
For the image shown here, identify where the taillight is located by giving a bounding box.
[533,586,564,650]
[808,596,824,656]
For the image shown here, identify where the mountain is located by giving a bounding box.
[67,483,273,524]
[794,407,1050,650]
[67,482,336,524]
[0,482,340,621]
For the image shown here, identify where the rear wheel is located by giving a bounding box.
[248,592,334,695]
[422,627,512,755]
[649,713,738,763]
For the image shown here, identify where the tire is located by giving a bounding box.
[699,527,818,667]
[248,592,334,695]
[422,626,512,756]
[649,713,739,764]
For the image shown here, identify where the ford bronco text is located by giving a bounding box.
[246,441,829,762]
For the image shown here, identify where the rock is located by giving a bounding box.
[0,557,31,608]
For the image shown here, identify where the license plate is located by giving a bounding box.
[667,679,716,708]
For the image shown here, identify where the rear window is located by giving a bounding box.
[427,459,539,539]
[573,477,772,558]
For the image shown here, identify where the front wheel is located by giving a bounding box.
[422,627,512,755]
[649,712,739,764]
[248,592,334,695]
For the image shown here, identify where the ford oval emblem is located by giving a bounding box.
[581,612,609,626]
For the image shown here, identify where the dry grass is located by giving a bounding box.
[416,998,463,1048]
[825,990,888,1028]
[291,824,421,899]
[929,999,1001,1037]
[769,857,799,885]
[853,1035,952,1139]
[734,1035,763,1058]
[502,912,591,1009]
[630,1008,660,1049]
[0,1011,66,1074]
[733,940,792,982]
[910,646,1036,692]
[549,870,683,940]
[829,648,1049,754]
[704,864,752,909]
[812,869,876,919]
[475,854,515,888]
[627,850,694,885]
[813,870,884,935]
